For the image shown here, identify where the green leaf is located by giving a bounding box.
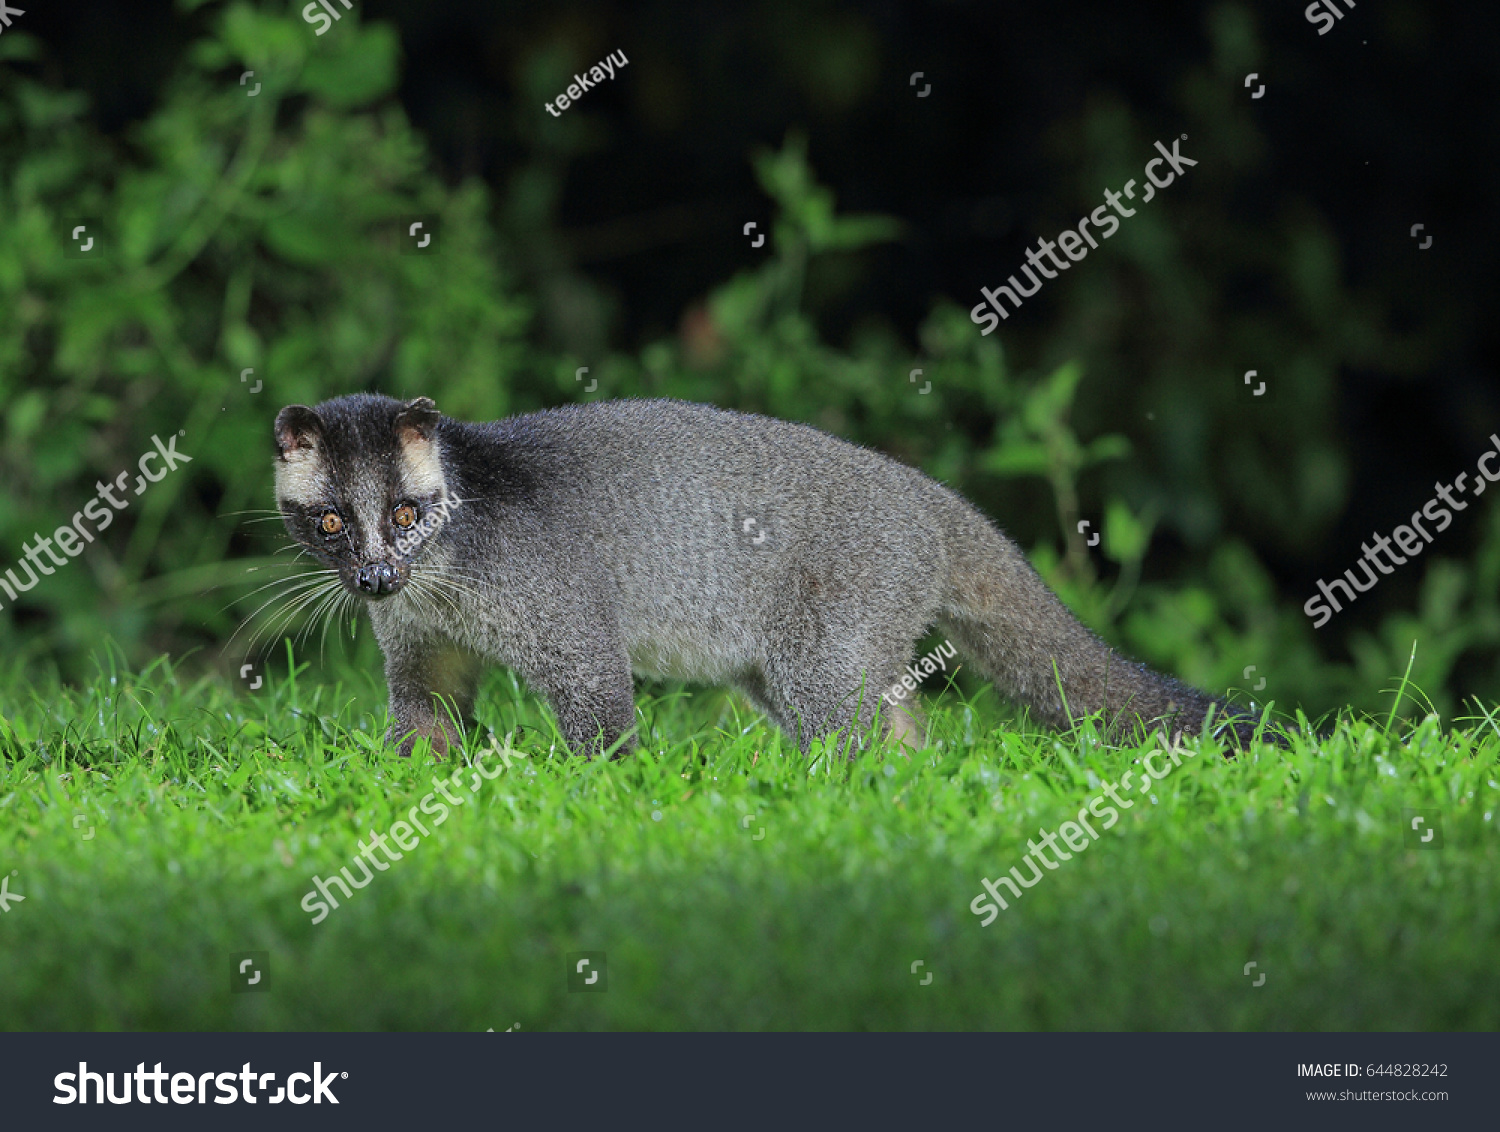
[980,441,1052,477]
[300,24,400,108]
[262,206,349,267]
[1102,498,1153,565]
[815,213,903,252]
[1085,434,1132,464]
[1022,361,1083,431]
[0,31,42,62]
[6,389,47,445]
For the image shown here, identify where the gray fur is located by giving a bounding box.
[273,394,1254,758]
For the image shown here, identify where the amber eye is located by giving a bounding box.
[393,503,417,529]
[320,511,343,535]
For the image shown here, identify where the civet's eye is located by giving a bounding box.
[393,503,417,529]
[320,511,343,535]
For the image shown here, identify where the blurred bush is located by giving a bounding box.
[0,3,531,676]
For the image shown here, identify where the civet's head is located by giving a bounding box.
[273,394,454,600]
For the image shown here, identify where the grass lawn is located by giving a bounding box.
[0,653,1496,1031]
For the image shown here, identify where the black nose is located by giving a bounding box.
[355,563,400,596]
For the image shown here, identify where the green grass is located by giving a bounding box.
[0,651,1496,1031]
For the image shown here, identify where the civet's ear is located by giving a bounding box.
[274,405,324,460]
[394,396,441,444]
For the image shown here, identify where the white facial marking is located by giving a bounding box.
[400,435,446,498]
[274,445,327,506]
